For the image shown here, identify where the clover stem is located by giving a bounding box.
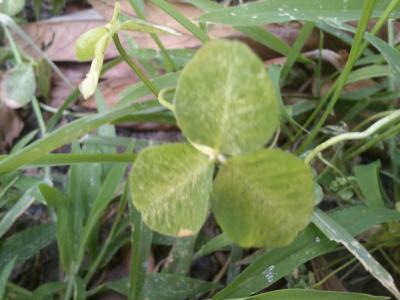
[112,34,159,97]
[304,110,400,164]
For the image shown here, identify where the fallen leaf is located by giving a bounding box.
[0,105,24,152]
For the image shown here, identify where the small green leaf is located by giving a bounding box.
[79,34,111,99]
[174,39,279,156]
[75,27,108,62]
[130,143,214,237]
[211,149,314,248]
[0,63,36,108]
[0,0,26,16]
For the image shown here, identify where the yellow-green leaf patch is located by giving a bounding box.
[130,143,214,237]
[211,149,314,248]
[174,39,279,156]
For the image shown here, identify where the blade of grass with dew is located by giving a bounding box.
[198,0,400,26]
[0,257,16,300]
[163,235,196,275]
[128,201,153,300]
[188,0,310,64]
[354,161,385,207]
[194,233,232,259]
[0,101,162,173]
[234,289,388,300]
[0,224,55,270]
[313,209,400,299]
[150,0,209,43]
[213,205,400,299]
[0,183,38,239]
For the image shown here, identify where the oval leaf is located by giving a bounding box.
[130,143,214,237]
[211,149,314,248]
[174,39,279,156]
[0,63,36,108]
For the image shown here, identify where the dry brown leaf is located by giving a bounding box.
[0,105,24,152]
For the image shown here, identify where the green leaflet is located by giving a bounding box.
[130,143,214,237]
[0,62,36,108]
[211,149,314,248]
[174,39,279,156]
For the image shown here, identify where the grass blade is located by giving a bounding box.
[0,257,16,300]
[0,224,55,270]
[194,233,232,259]
[0,184,38,239]
[198,0,400,26]
[313,209,400,300]
[128,201,153,300]
[354,161,385,207]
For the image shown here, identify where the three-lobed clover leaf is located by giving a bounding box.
[130,143,214,237]
[75,2,179,99]
[130,39,314,248]
[174,39,279,156]
[211,149,315,248]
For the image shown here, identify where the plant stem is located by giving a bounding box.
[113,34,159,96]
[305,110,400,164]
[3,24,22,64]
[127,0,177,72]
[63,275,75,300]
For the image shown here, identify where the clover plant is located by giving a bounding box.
[130,40,315,248]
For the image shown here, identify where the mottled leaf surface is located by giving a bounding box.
[0,63,36,108]
[212,149,314,248]
[130,143,213,237]
[174,40,278,155]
